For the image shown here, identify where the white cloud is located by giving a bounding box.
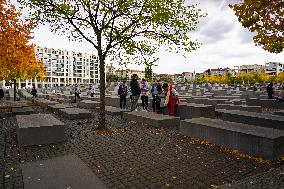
[26,0,284,74]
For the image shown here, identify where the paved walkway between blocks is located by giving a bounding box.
[0,105,284,189]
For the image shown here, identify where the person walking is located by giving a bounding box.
[74,84,82,103]
[140,78,149,111]
[89,84,95,97]
[163,83,180,116]
[118,81,128,109]
[266,82,274,99]
[31,85,37,104]
[151,80,162,113]
[130,74,140,111]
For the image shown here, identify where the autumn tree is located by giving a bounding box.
[0,0,45,100]
[20,0,204,129]
[230,0,284,53]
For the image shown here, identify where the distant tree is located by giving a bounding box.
[230,0,284,53]
[20,0,205,130]
[276,72,284,84]
[0,0,45,100]
[159,76,173,83]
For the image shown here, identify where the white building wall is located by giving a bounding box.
[28,46,100,87]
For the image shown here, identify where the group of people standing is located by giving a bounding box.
[72,84,95,103]
[118,74,180,116]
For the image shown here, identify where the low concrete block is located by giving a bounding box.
[216,104,262,113]
[180,118,284,159]
[105,96,131,108]
[247,98,284,109]
[176,103,215,120]
[216,109,284,130]
[105,106,129,116]
[274,110,284,116]
[12,107,35,115]
[78,100,100,109]
[47,104,73,114]
[16,114,65,146]
[21,155,107,189]
[59,108,91,120]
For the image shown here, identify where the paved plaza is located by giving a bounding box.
[1,104,283,189]
[1,83,284,188]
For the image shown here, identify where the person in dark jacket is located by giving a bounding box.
[130,74,140,111]
[0,88,4,100]
[31,85,37,98]
[266,82,274,99]
[151,80,162,113]
[118,81,128,109]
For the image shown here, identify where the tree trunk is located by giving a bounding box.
[13,79,16,101]
[97,54,107,130]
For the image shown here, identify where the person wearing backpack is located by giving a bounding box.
[118,81,128,109]
[130,74,141,111]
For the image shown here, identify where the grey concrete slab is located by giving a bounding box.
[216,109,284,130]
[216,104,262,113]
[105,106,129,116]
[47,104,73,114]
[247,98,284,109]
[176,103,215,120]
[16,114,65,146]
[21,155,107,189]
[12,107,35,115]
[78,100,100,109]
[180,118,284,159]
[274,110,284,116]
[59,107,92,120]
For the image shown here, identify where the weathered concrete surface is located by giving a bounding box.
[180,118,284,159]
[16,114,65,146]
[21,155,108,189]
[216,109,284,130]
[58,108,92,120]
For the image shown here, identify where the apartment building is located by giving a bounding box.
[115,69,145,79]
[265,62,284,75]
[238,64,264,74]
[203,68,231,76]
[35,46,99,87]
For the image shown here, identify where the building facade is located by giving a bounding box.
[238,64,264,74]
[265,62,284,75]
[203,68,231,76]
[35,46,99,87]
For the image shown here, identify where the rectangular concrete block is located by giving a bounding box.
[21,155,107,189]
[180,118,284,159]
[59,108,92,120]
[216,104,262,113]
[47,104,73,114]
[105,106,129,116]
[78,100,100,109]
[12,107,35,115]
[16,114,65,146]
[176,103,215,120]
[216,109,284,130]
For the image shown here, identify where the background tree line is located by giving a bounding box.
[195,72,284,85]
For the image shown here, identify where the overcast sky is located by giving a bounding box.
[28,0,284,74]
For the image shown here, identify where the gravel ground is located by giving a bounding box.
[0,103,284,189]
